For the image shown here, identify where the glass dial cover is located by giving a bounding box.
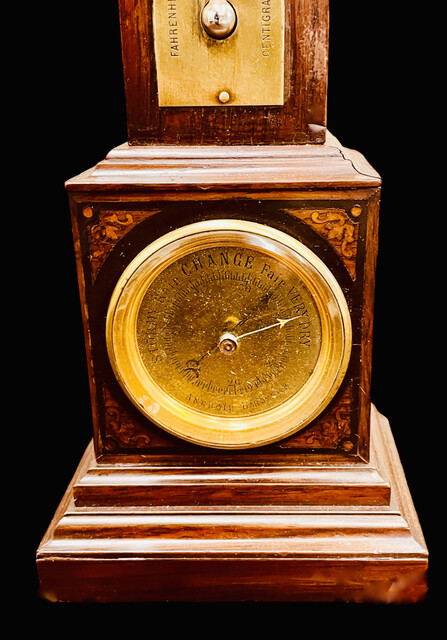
[106,220,352,448]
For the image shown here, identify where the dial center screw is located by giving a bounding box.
[219,334,238,355]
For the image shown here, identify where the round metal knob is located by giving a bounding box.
[201,0,237,40]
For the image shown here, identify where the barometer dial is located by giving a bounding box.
[106,220,352,448]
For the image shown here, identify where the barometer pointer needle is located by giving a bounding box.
[186,291,275,368]
[235,314,303,341]
[186,291,300,371]
[188,314,303,372]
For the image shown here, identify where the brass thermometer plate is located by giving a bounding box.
[106,220,352,449]
[152,0,285,106]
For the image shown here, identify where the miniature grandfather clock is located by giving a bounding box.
[37,0,428,602]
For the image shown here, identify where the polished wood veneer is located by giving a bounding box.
[119,0,329,145]
[36,406,427,602]
[35,0,428,604]
[68,135,381,191]
[64,134,381,463]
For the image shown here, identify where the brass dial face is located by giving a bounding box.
[106,220,352,449]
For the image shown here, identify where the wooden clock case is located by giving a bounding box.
[36,0,428,602]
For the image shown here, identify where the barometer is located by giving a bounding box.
[36,0,428,603]
[106,220,351,448]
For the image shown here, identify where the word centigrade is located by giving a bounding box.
[261,0,273,57]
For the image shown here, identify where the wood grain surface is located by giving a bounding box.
[118,0,329,145]
[36,406,428,602]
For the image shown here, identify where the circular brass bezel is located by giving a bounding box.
[106,219,352,449]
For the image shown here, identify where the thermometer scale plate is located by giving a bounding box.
[152,0,285,107]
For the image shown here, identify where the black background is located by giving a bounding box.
[15,0,440,625]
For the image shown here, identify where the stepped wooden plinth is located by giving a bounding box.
[36,406,427,603]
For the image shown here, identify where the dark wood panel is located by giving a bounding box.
[64,139,380,462]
